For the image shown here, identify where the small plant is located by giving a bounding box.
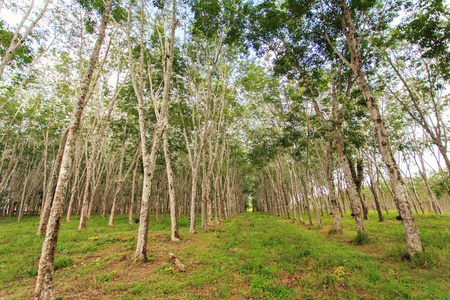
[295,245,313,258]
[352,232,369,245]
[24,267,37,277]
[410,251,437,269]
[55,243,75,255]
[328,229,338,235]
[333,266,346,280]
[366,268,383,283]
[99,274,111,282]
[318,267,347,289]
[131,283,147,294]
[319,272,336,288]
[54,256,73,270]
[88,235,100,241]
[161,263,174,273]
[125,243,135,250]
[95,236,122,246]
[267,285,293,299]
[237,263,252,275]
[113,252,124,260]
[80,244,98,253]
[386,244,409,261]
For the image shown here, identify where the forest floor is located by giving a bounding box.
[0,211,449,299]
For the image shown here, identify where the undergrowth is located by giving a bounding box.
[0,211,449,299]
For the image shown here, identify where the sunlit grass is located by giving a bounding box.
[0,211,449,299]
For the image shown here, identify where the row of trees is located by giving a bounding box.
[0,0,449,299]
[241,0,450,259]
[1,0,250,298]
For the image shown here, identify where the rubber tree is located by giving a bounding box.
[0,0,51,79]
[250,0,424,257]
[127,0,178,262]
[35,0,114,297]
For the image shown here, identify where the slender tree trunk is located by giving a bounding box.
[129,162,138,224]
[413,149,442,215]
[367,160,384,221]
[205,142,214,227]
[36,128,69,236]
[331,129,366,235]
[35,2,113,297]
[17,167,31,222]
[41,128,49,215]
[189,167,198,233]
[101,159,116,219]
[66,145,83,222]
[290,161,304,222]
[299,178,313,225]
[108,130,128,227]
[163,130,180,241]
[336,0,423,256]
[298,162,321,227]
[0,0,51,79]
[374,166,390,215]
[133,0,178,262]
[403,155,425,214]
[325,141,343,233]
[200,152,207,229]
[355,158,369,219]
[214,176,220,224]
[109,147,140,226]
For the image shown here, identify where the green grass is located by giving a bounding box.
[0,211,449,299]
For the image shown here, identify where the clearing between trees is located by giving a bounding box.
[1,211,449,299]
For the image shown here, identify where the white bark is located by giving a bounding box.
[0,0,51,78]
[35,2,113,297]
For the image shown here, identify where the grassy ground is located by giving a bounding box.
[0,211,449,299]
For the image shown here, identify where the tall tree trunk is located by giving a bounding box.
[376,170,390,215]
[331,129,366,235]
[189,167,199,233]
[412,146,442,215]
[355,158,369,219]
[163,130,180,241]
[289,161,303,222]
[205,141,214,227]
[297,162,320,227]
[132,0,178,262]
[129,161,138,224]
[108,127,128,227]
[17,165,31,222]
[403,154,425,214]
[108,149,139,227]
[100,158,116,219]
[334,0,423,256]
[35,1,113,297]
[201,151,207,229]
[36,128,69,236]
[66,144,83,222]
[325,141,343,233]
[367,159,384,221]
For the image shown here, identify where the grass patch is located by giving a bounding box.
[54,256,73,270]
[0,212,449,299]
[352,231,370,245]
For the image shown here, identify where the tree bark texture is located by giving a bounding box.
[35,1,113,297]
[337,0,423,256]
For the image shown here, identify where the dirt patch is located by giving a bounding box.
[278,273,300,287]
[205,228,224,233]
